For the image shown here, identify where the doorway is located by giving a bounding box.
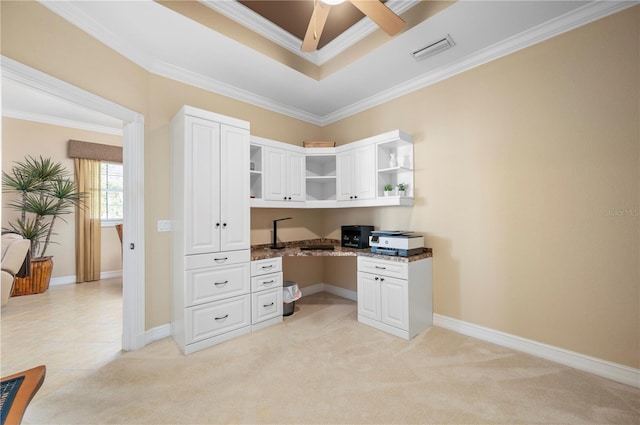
[2,57,146,351]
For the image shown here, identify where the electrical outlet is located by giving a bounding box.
[157,220,172,232]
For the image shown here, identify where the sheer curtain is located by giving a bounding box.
[75,158,101,282]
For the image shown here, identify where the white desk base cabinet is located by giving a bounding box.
[357,256,432,340]
[251,257,283,332]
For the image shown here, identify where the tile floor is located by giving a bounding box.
[1,278,123,400]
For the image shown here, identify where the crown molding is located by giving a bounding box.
[2,109,123,136]
[151,61,325,125]
[202,0,420,66]
[36,0,638,127]
[2,55,139,123]
[320,0,638,125]
[39,1,156,72]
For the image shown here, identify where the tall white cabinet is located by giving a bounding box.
[171,106,251,354]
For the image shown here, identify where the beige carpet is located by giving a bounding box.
[24,292,640,424]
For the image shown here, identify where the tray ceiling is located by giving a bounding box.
[3,1,635,130]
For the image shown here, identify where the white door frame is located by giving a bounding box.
[2,56,146,350]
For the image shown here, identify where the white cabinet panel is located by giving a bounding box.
[220,124,250,251]
[186,263,251,306]
[337,145,375,201]
[185,117,221,255]
[250,257,283,275]
[380,277,408,330]
[252,287,283,324]
[264,146,305,202]
[186,295,251,344]
[251,272,283,293]
[357,272,381,321]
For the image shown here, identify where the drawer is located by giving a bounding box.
[185,295,251,344]
[251,257,282,276]
[251,272,283,293]
[358,256,408,280]
[186,263,250,306]
[186,250,250,270]
[252,287,283,324]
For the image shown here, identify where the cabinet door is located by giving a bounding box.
[263,147,287,201]
[336,150,354,201]
[357,272,380,321]
[353,145,376,200]
[287,150,306,202]
[185,116,221,255]
[380,277,409,330]
[220,124,250,251]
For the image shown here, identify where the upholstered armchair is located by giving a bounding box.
[1,233,30,307]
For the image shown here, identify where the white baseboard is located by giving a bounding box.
[301,283,357,301]
[433,314,640,388]
[139,288,639,389]
[144,323,171,345]
[49,270,123,286]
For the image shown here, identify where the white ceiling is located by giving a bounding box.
[2,0,636,132]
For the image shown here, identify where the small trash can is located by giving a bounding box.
[283,280,301,317]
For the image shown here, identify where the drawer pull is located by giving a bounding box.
[214,280,228,287]
[263,302,274,308]
[261,265,274,270]
[214,314,229,321]
[263,279,275,286]
[214,257,228,263]
[374,265,387,270]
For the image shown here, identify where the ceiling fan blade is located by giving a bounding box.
[348,0,405,36]
[301,1,331,52]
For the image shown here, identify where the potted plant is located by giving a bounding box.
[2,156,84,295]
[383,184,393,197]
[396,182,407,197]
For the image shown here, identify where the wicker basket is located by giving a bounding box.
[12,257,53,296]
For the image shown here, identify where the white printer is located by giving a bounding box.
[369,231,424,257]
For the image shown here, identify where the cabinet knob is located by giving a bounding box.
[350,196,353,199]
[283,196,287,200]
[223,223,227,227]
[288,197,292,200]
[375,277,379,281]
[215,223,220,228]
[354,195,358,199]
[380,278,385,282]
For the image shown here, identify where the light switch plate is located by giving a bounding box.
[157,220,172,232]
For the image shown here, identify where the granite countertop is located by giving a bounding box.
[251,238,432,263]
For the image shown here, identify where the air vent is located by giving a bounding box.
[411,35,455,61]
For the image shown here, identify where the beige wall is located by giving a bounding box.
[2,2,638,369]
[322,7,640,368]
[1,118,123,277]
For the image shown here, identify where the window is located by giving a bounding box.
[101,162,123,224]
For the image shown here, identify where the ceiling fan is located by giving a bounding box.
[302,0,405,52]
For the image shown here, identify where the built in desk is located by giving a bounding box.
[251,239,433,340]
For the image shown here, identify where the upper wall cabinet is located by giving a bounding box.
[250,130,413,209]
[336,144,376,202]
[263,146,305,202]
